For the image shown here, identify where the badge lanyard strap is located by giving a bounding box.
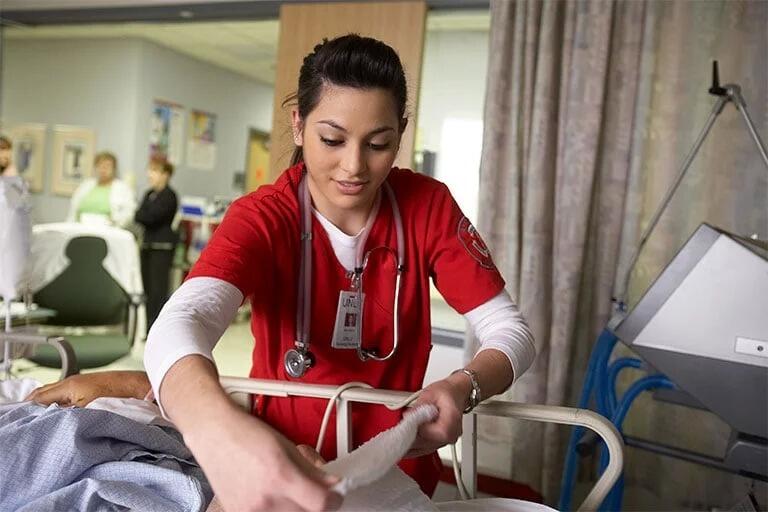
[351,190,382,291]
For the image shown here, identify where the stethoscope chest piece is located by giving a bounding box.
[284,348,314,379]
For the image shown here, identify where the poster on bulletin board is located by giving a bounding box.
[150,100,184,165]
[187,109,217,170]
[8,123,46,193]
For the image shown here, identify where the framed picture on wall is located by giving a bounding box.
[187,109,217,170]
[245,128,270,193]
[150,99,184,165]
[8,123,46,193]
[51,125,95,196]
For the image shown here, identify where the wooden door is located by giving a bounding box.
[268,1,427,181]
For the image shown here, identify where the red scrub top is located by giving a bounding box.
[188,163,504,495]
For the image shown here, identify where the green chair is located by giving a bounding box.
[27,236,141,372]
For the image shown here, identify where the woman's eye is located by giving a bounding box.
[320,137,343,147]
[369,142,390,151]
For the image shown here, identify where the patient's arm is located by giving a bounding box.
[26,371,151,407]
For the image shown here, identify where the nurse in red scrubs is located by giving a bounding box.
[31,34,535,512]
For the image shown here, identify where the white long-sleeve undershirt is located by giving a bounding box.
[144,210,536,406]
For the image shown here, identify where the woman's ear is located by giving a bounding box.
[291,109,304,146]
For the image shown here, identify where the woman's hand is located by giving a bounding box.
[186,403,342,512]
[406,374,471,458]
[26,371,151,407]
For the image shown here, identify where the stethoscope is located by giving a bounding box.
[284,173,405,379]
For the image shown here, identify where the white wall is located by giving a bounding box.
[133,40,273,198]
[1,38,142,223]
[1,37,274,223]
[416,29,490,224]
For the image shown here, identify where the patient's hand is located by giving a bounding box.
[405,376,468,458]
[26,371,151,407]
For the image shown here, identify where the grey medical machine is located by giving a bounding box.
[610,62,768,480]
[614,224,768,478]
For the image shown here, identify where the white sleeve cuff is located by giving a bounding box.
[143,276,244,412]
[464,290,536,389]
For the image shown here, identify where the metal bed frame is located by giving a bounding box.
[220,376,624,512]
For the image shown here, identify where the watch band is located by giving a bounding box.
[451,368,482,413]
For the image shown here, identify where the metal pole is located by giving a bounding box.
[617,95,729,306]
[729,86,768,169]
[335,397,352,456]
[460,413,478,499]
[3,303,11,379]
[622,435,762,479]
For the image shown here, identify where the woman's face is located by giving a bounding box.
[0,146,12,170]
[147,166,166,189]
[293,85,403,217]
[95,158,115,184]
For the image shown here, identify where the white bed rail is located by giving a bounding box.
[219,376,623,512]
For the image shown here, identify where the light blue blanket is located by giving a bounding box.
[0,402,212,511]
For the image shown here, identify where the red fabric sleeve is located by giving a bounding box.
[427,183,505,314]
[186,196,273,299]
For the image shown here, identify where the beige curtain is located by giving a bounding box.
[475,0,767,508]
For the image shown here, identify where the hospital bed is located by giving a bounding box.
[220,376,624,512]
[0,366,622,510]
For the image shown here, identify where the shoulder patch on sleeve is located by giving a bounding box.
[457,216,496,270]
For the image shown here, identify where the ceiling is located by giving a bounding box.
[4,20,282,84]
[2,10,489,85]
[0,1,490,25]
[2,0,489,9]
[1,0,256,8]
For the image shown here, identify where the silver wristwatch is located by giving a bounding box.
[451,368,482,413]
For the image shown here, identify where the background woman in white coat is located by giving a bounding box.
[66,151,136,228]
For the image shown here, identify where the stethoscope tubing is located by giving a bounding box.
[289,172,405,376]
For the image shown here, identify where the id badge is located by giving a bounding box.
[331,290,365,349]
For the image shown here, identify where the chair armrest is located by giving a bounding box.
[125,295,144,346]
[1,327,79,380]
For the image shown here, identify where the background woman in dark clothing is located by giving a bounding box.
[135,157,178,334]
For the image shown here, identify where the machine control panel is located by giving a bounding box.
[735,337,768,359]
